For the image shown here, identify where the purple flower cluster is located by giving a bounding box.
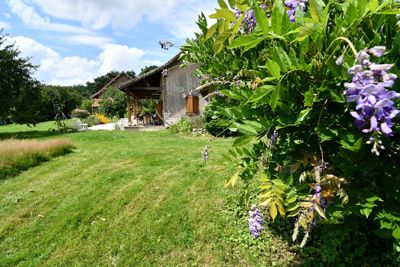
[270,130,278,147]
[284,0,308,22]
[234,8,257,33]
[201,145,209,162]
[344,46,399,155]
[248,204,264,238]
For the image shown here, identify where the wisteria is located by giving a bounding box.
[344,46,399,155]
[248,205,264,238]
[234,8,257,33]
[284,0,308,22]
[201,145,209,162]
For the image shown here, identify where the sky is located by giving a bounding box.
[0,0,216,85]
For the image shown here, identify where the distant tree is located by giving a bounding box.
[140,65,158,75]
[85,70,120,97]
[39,85,82,121]
[85,70,136,97]
[80,98,94,111]
[0,32,43,124]
[126,70,136,78]
[98,86,126,118]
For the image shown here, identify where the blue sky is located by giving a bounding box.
[0,0,216,85]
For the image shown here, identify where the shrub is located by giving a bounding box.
[168,118,193,133]
[84,114,101,126]
[182,0,400,262]
[71,109,89,119]
[0,138,74,179]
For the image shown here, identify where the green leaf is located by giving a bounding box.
[254,4,269,33]
[265,60,281,79]
[234,122,258,135]
[296,108,311,123]
[209,8,237,22]
[308,0,324,22]
[250,85,275,102]
[233,135,255,146]
[303,89,314,107]
[206,23,218,39]
[271,0,285,34]
[227,0,236,9]
[296,22,320,41]
[270,203,278,220]
[224,170,240,188]
[230,35,262,49]
[339,137,363,152]
[368,0,378,12]
[218,0,228,9]
[393,226,400,239]
[269,86,280,111]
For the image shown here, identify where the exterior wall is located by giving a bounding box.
[163,64,202,125]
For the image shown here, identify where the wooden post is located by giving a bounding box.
[133,95,138,127]
[127,93,131,126]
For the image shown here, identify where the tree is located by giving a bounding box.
[0,32,42,124]
[140,65,158,75]
[98,86,126,118]
[38,85,82,121]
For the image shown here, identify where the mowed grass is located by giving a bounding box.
[0,122,266,266]
[0,138,74,179]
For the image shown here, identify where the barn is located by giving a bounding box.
[118,53,207,127]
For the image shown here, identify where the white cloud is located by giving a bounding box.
[9,36,148,86]
[10,0,216,39]
[0,21,11,30]
[61,35,114,48]
[99,44,145,73]
[7,0,91,34]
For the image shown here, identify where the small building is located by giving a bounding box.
[118,53,207,126]
[91,72,135,112]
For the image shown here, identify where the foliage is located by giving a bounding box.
[39,85,83,121]
[141,99,157,115]
[71,109,89,119]
[202,96,239,136]
[80,98,94,112]
[0,32,42,125]
[84,114,101,126]
[98,86,126,118]
[168,118,193,133]
[140,65,158,75]
[182,0,400,260]
[0,138,74,179]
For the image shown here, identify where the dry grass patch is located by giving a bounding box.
[0,138,74,179]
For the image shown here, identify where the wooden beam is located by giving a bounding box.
[127,94,131,126]
[144,79,151,87]
[128,86,160,91]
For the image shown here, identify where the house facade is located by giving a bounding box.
[118,54,207,126]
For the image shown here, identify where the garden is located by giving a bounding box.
[1,0,400,266]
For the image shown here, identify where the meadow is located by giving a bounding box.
[0,122,296,266]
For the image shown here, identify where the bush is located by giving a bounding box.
[202,96,238,137]
[71,109,89,119]
[168,118,193,133]
[182,0,400,262]
[0,138,74,179]
[84,114,101,126]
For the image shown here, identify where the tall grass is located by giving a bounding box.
[0,138,74,179]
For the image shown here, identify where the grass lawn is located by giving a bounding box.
[0,122,296,266]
